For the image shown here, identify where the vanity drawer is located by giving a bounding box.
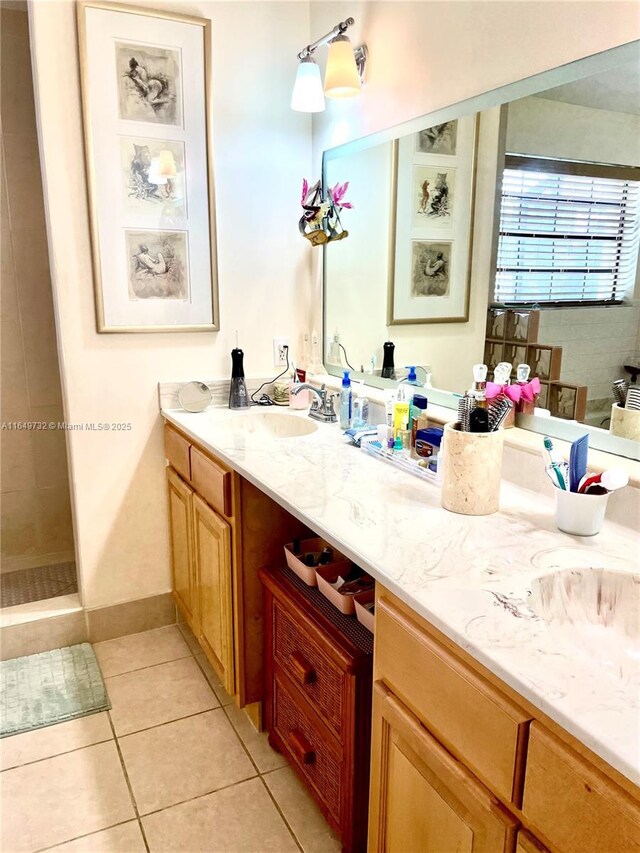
[164,424,191,482]
[273,599,345,739]
[190,446,231,517]
[523,722,640,853]
[375,593,530,805]
[272,669,343,826]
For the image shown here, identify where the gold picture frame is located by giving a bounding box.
[387,115,479,325]
[77,0,219,333]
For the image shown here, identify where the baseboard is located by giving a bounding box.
[85,592,177,643]
[0,592,178,659]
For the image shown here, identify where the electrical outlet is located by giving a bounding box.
[273,337,290,366]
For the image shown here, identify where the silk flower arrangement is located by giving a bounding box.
[299,179,353,246]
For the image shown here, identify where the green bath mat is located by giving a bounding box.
[0,643,110,738]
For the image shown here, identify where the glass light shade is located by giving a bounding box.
[157,150,177,178]
[291,58,325,112]
[148,158,167,186]
[324,35,361,99]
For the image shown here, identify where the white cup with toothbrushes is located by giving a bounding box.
[544,435,628,536]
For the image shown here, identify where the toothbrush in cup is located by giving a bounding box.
[543,436,567,490]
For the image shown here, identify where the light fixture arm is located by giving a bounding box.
[297,17,355,60]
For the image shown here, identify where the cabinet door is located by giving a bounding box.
[193,493,234,695]
[167,467,197,631]
[369,682,518,853]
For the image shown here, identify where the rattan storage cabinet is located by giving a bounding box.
[260,566,373,853]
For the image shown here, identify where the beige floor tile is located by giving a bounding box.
[0,740,135,853]
[264,765,341,853]
[119,709,255,815]
[224,701,287,774]
[93,624,190,678]
[0,711,112,771]
[107,656,219,736]
[44,821,146,853]
[177,620,201,655]
[142,776,299,852]
[194,652,234,706]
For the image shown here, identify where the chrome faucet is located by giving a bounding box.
[291,383,337,423]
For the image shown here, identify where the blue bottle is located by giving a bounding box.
[339,370,352,430]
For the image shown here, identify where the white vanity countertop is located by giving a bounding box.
[162,405,640,786]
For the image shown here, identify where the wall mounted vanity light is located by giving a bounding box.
[291,17,368,113]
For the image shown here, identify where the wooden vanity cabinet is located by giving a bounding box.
[164,422,310,705]
[370,587,640,853]
[193,493,234,693]
[369,682,518,853]
[166,466,198,634]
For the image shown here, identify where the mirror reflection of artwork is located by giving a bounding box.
[411,241,452,297]
[416,121,458,156]
[413,167,455,228]
[126,230,189,300]
[119,138,186,216]
[116,42,182,125]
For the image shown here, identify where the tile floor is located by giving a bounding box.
[0,623,341,853]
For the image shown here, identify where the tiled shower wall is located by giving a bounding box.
[537,304,640,405]
[0,7,74,574]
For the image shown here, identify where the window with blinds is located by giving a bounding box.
[494,156,640,305]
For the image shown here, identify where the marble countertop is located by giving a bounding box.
[162,404,640,786]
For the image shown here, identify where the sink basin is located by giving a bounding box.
[529,568,640,641]
[226,411,318,439]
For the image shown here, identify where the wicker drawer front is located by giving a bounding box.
[273,600,345,738]
[273,670,343,823]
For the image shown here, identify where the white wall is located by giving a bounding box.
[538,306,640,404]
[30,0,313,609]
[506,96,640,166]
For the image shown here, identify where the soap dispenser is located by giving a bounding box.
[339,370,352,430]
[229,347,250,409]
[397,366,421,402]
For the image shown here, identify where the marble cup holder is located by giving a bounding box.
[609,403,640,442]
[440,421,504,516]
[555,489,610,537]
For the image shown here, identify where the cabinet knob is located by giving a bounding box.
[289,728,316,764]
[289,650,316,684]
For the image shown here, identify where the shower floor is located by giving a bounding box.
[1,562,78,608]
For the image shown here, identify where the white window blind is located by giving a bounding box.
[495,161,640,305]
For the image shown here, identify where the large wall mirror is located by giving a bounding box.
[323,41,640,460]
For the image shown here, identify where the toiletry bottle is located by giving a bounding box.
[410,394,429,448]
[381,341,396,379]
[352,383,369,429]
[492,361,515,428]
[393,398,410,437]
[470,363,488,408]
[229,348,250,409]
[383,389,396,427]
[339,370,352,430]
[469,364,489,432]
[515,363,535,415]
